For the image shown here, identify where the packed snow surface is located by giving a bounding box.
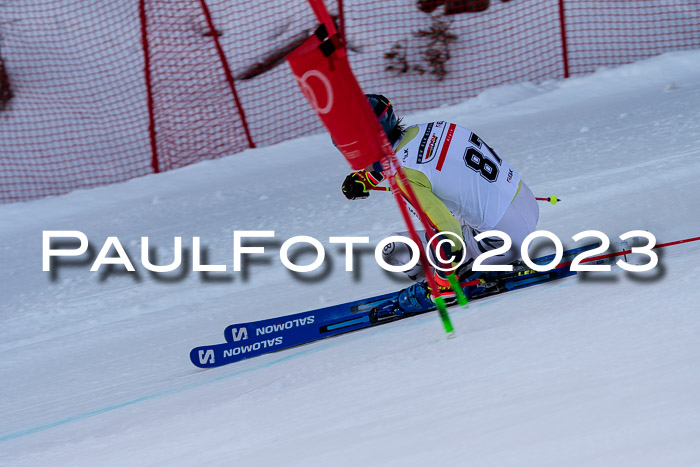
[1,50,700,466]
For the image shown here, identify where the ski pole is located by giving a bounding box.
[556,235,700,269]
[536,196,561,205]
[377,187,560,203]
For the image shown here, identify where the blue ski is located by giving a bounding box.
[190,243,600,368]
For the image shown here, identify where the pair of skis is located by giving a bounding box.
[189,242,601,369]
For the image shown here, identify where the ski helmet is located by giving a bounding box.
[366,94,398,139]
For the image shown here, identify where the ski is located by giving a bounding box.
[190,243,601,368]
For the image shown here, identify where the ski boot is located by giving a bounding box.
[369,282,435,323]
[397,282,435,314]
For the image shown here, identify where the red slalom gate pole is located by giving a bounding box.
[294,0,460,335]
[381,156,457,335]
[307,0,338,36]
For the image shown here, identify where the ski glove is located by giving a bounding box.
[342,170,385,200]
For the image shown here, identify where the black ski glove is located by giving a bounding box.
[341,170,384,200]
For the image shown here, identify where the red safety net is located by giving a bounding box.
[1,0,698,203]
[563,1,700,76]
[1,2,151,203]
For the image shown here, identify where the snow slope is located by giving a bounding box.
[1,50,700,466]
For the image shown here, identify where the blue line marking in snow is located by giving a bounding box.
[0,342,331,443]
[326,317,368,331]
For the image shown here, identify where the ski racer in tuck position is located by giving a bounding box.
[340,94,539,313]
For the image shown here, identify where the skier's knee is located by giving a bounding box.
[381,235,425,282]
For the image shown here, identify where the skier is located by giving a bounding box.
[341,94,539,310]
